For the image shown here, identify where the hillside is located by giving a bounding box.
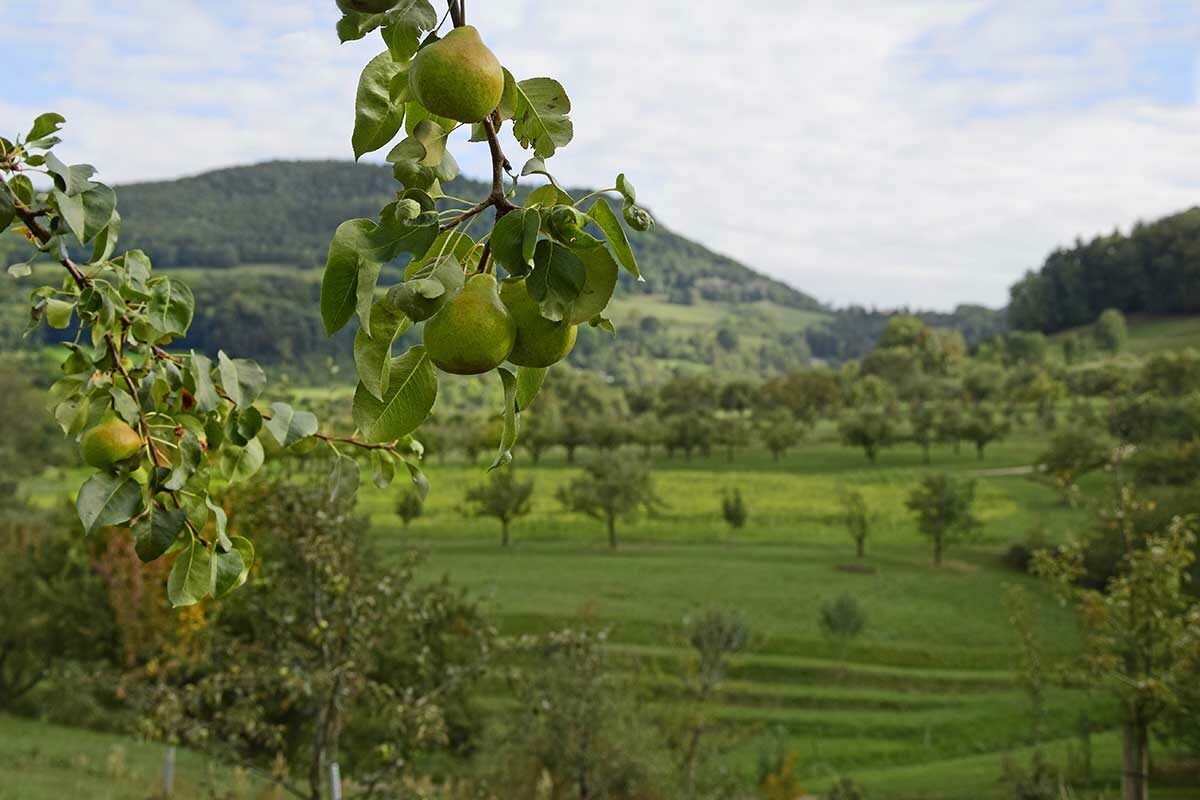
[108,160,822,312]
[1008,205,1200,333]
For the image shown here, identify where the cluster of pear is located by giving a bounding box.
[79,417,143,469]
[422,273,579,375]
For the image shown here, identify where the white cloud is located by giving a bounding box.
[3,0,1197,309]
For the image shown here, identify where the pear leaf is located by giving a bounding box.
[490,367,520,471]
[352,51,406,159]
[512,78,573,159]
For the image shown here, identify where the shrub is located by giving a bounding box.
[721,488,748,530]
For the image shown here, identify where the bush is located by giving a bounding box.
[1004,525,1050,573]
[819,594,866,661]
[721,488,748,530]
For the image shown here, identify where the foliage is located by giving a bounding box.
[1036,425,1114,506]
[819,594,866,661]
[558,458,661,549]
[396,483,425,527]
[1094,308,1128,354]
[839,406,895,463]
[138,477,493,798]
[1033,489,1200,800]
[463,467,534,546]
[721,488,748,531]
[960,401,1011,459]
[838,488,874,559]
[906,474,980,565]
[0,503,117,709]
[1008,206,1200,333]
[476,627,674,799]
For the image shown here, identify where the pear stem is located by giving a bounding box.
[448,0,464,28]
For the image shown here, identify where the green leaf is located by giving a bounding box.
[387,119,459,190]
[489,209,540,277]
[352,344,437,442]
[490,367,520,471]
[206,497,232,550]
[230,406,263,446]
[371,449,396,489]
[616,173,637,205]
[44,153,96,196]
[353,51,407,160]
[355,258,383,333]
[386,254,463,322]
[527,240,585,322]
[81,183,117,243]
[44,298,74,329]
[110,387,140,425]
[167,535,212,608]
[77,472,143,535]
[26,112,65,143]
[512,78,573,159]
[321,219,376,335]
[220,438,265,484]
[133,505,187,563]
[90,209,122,263]
[354,301,412,400]
[211,548,246,599]
[53,188,86,243]
[146,276,195,336]
[265,402,320,448]
[516,366,548,412]
[363,207,438,262]
[188,352,219,414]
[327,456,361,503]
[217,351,266,408]
[164,431,203,491]
[589,197,641,280]
[525,184,574,208]
[223,536,255,595]
[404,458,430,500]
[0,183,13,230]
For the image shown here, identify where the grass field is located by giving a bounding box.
[14,430,1196,798]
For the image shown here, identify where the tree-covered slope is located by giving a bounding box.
[1008,206,1200,333]
[107,160,822,311]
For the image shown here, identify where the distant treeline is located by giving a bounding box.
[1009,206,1200,333]
[805,304,1006,361]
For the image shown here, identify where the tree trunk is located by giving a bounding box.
[566,444,576,464]
[501,520,510,547]
[856,537,864,559]
[1121,718,1150,800]
[607,516,618,550]
[866,446,877,463]
[976,443,985,460]
[933,535,943,566]
[922,443,930,464]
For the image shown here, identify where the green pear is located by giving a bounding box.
[500,279,578,368]
[80,418,143,469]
[423,273,516,375]
[409,26,504,123]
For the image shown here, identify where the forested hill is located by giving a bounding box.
[1008,206,1200,333]
[108,160,822,311]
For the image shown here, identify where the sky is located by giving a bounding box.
[3,0,1199,310]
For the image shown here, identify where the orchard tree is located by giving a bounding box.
[819,593,866,664]
[960,402,1010,460]
[464,468,534,547]
[839,406,894,464]
[838,488,874,559]
[0,0,654,604]
[909,400,938,464]
[906,474,980,565]
[1035,491,1200,800]
[757,408,806,461]
[1036,425,1114,507]
[558,459,661,549]
[721,488,748,531]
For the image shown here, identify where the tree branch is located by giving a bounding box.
[448,0,464,28]
[10,202,89,288]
